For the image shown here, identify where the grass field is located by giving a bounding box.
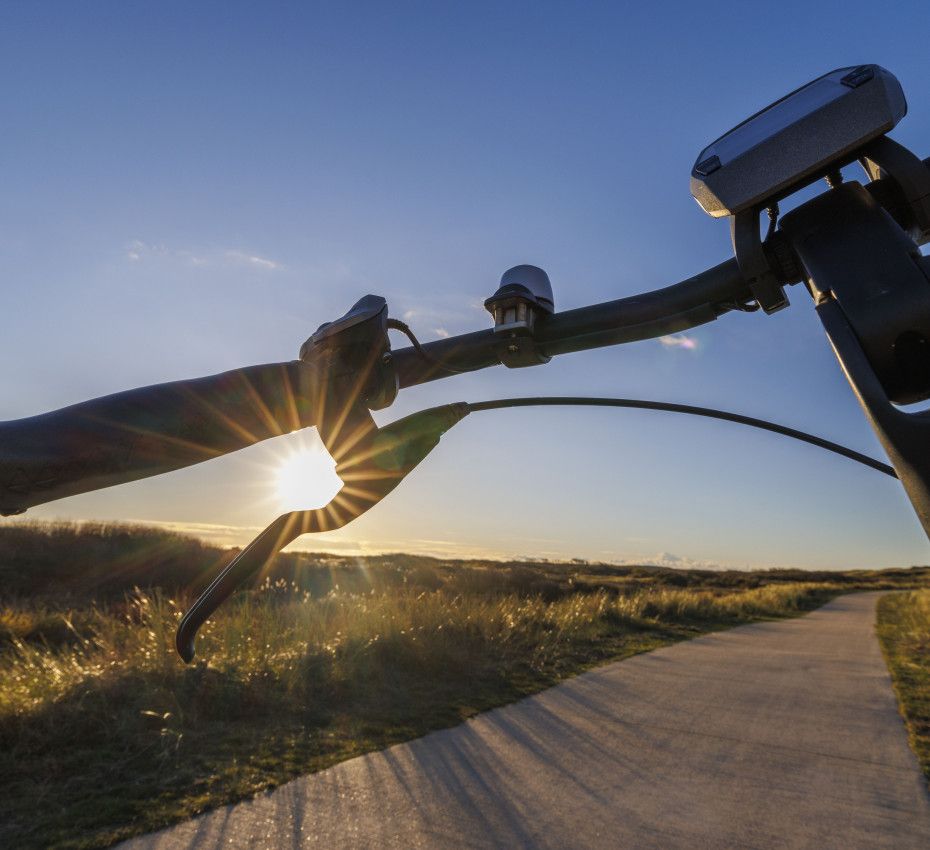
[877,590,930,785]
[2,521,928,849]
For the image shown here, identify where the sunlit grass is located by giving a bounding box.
[1,578,839,849]
[877,589,930,786]
[1,581,836,716]
[1,521,927,849]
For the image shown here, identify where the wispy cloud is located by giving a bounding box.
[223,249,282,271]
[620,551,780,571]
[125,240,284,271]
[400,311,459,339]
[126,239,145,261]
[613,551,727,570]
[120,518,264,547]
[658,333,699,351]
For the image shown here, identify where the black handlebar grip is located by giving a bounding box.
[0,361,316,515]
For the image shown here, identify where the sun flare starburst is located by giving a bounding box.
[273,434,343,513]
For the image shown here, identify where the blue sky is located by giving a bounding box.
[3,1,930,568]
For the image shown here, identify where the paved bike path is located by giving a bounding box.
[120,592,930,849]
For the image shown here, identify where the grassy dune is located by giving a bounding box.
[877,590,930,785]
[1,521,927,849]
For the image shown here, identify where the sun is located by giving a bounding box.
[273,434,343,513]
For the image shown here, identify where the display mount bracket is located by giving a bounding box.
[780,179,930,537]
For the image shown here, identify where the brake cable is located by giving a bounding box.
[464,397,895,478]
[392,315,893,474]
[386,318,468,373]
[175,392,893,661]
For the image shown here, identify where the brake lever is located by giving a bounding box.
[175,402,469,662]
[174,386,901,662]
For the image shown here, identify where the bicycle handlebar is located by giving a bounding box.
[2,156,927,520]
[392,259,750,387]
[0,361,315,516]
[392,156,930,387]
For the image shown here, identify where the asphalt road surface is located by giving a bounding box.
[120,592,930,849]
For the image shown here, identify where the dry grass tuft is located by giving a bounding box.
[877,590,930,786]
